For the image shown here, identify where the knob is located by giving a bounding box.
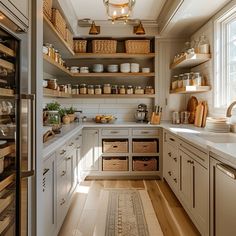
[168,152,171,157]
[168,171,172,176]
[173,178,177,183]
[173,157,177,162]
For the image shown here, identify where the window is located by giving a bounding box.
[215,7,236,109]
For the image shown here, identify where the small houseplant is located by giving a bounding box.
[66,106,76,122]
[45,102,61,126]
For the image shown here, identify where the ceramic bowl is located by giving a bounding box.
[120,63,130,73]
[131,63,139,73]
[107,65,119,73]
[93,64,104,73]
[142,68,150,73]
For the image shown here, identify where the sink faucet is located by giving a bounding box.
[226,101,236,117]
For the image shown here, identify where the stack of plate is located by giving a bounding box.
[205,117,230,132]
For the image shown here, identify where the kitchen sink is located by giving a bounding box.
[195,133,236,143]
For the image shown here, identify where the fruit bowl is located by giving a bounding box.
[94,115,117,124]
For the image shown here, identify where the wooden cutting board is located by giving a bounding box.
[194,101,204,127]
[201,101,208,127]
[187,96,198,124]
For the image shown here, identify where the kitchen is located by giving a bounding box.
[0,0,236,235]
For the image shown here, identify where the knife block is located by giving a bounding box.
[150,112,161,125]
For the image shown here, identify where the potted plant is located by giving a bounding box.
[66,106,76,122]
[45,102,61,126]
[59,108,70,125]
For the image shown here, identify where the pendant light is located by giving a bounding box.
[134,21,145,35]
[89,21,100,35]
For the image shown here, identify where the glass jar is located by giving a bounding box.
[171,75,178,90]
[103,84,111,94]
[95,85,102,95]
[54,50,60,63]
[134,86,144,94]
[43,45,48,55]
[47,79,58,90]
[80,84,87,94]
[198,35,210,54]
[111,85,118,94]
[193,72,202,86]
[59,85,67,93]
[46,110,61,126]
[178,74,184,88]
[88,85,94,95]
[67,84,72,94]
[183,73,191,87]
[127,85,133,94]
[119,85,126,94]
[45,43,53,57]
[72,85,79,94]
[145,86,154,94]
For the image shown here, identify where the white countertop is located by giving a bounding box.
[43,121,236,166]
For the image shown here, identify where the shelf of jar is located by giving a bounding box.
[0,88,14,97]
[71,94,155,98]
[43,15,74,57]
[0,44,15,57]
[71,72,155,77]
[170,53,211,69]
[43,88,71,98]
[170,86,211,94]
[73,53,155,59]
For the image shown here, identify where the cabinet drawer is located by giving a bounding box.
[133,140,158,153]
[133,157,158,171]
[103,140,128,153]
[132,129,159,136]
[56,144,68,163]
[165,131,179,147]
[103,157,128,171]
[101,129,129,136]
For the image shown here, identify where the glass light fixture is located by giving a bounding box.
[103,0,136,22]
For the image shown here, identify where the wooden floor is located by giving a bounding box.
[58,180,200,236]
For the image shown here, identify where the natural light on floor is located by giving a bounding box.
[75,185,90,194]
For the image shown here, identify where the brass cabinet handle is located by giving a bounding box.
[173,178,177,183]
[110,131,119,134]
[168,152,172,157]
[169,138,175,142]
[173,157,177,162]
[168,171,172,176]
[69,142,74,147]
[141,131,150,134]
[216,163,236,179]
[60,149,66,155]
[43,168,50,175]
[61,171,66,177]
[187,160,194,164]
[60,198,66,205]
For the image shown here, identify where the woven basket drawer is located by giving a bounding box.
[133,140,157,153]
[65,28,74,50]
[103,157,128,171]
[133,158,157,171]
[51,9,66,39]
[43,0,52,20]
[92,40,117,53]
[103,140,128,153]
[125,40,150,54]
[74,40,87,53]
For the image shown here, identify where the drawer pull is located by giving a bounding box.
[66,156,72,161]
[60,149,66,155]
[173,157,177,162]
[77,146,81,149]
[216,163,236,179]
[144,164,148,167]
[43,168,50,175]
[169,138,175,142]
[69,142,74,146]
[187,160,194,164]
[168,171,172,176]
[113,145,118,148]
[60,199,66,205]
[75,137,80,140]
[143,145,148,148]
[110,131,119,134]
[61,171,66,177]
[141,131,150,134]
[173,178,177,183]
[168,152,171,157]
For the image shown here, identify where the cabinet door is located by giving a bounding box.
[82,129,99,171]
[43,155,56,236]
[7,0,28,19]
[179,150,192,210]
[65,153,73,197]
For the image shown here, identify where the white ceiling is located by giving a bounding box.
[69,0,166,21]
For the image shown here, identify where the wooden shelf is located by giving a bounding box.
[0,59,14,72]
[71,72,155,77]
[71,94,155,98]
[170,53,211,69]
[0,88,14,97]
[170,86,211,94]
[73,53,155,59]
[43,15,74,57]
[43,54,71,77]
[0,145,14,159]
[0,44,15,57]
[0,174,15,193]
[43,88,72,98]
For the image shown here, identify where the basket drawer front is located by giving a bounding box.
[133,158,157,171]
[133,141,157,153]
[125,40,150,54]
[103,157,128,171]
[132,129,159,136]
[74,40,87,53]
[103,141,128,153]
[102,129,129,136]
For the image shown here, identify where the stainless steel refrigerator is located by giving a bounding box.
[0,8,35,236]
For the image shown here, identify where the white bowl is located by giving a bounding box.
[142,68,150,73]
[131,63,139,73]
[43,80,48,88]
[93,64,104,73]
[107,65,119,73]
[120,63,130,73]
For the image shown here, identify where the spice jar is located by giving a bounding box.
[103,84,111,94]
[88,85,94,95]
[67,84,72,94]
[95,85,102,95]
[145,86,154,94]
[134,86,144,94]
[183,73,191,87]
[72,85,79,94]
[127,85,133,94]
[80,84,87,94]
[45,43,53,57]
[43,45,48,55]
[119,85,126,94]
[171,75,178,90]
[178,74,184,88]
[47,79,58,90]
[193,72,202,86]
[111,85,118,94]
[59,85,67,93]
[54,50,60,63]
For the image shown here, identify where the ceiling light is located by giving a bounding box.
[133,21,145,35]
[89,21,100,35]
[103,0,136,22]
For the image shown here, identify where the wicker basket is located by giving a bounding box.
[92,40,117,53]
[103,157,128,171]
[51,9,66,39]
[43,0,52,20]
[133,157,157,171]
[103,140,128,153]
[65,28,74,50]
[125,40,150,54]
[74,40,87,53]
[133,140,157,153]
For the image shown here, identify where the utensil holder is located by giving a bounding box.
[150,112,161,125]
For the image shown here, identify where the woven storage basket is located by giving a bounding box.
[125,40,150,54]
[43,0,52,20]
[103,157,128,171]
[51,9,66,39]
[65,28,74,50]
[133,157,157,171]
[74,40,87,53]
[103,140,128,153]
[92,40,117,53]
[133,140,157,153]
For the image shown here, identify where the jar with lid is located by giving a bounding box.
[134,86,144,94]
[145,86,154,94]
[54,50,60,63]
[127,85,133,94]
[47,79,58,90]
[88,85,95,95]
[183,73,191,87]
[45,43,53,57]
[197,35,210,54]
[171,75,178,90]
[119,85,126,94]
[95,85,102,95]
[111,85,118,94]
[43,44,49,55]
[178,74,184,88]
[72,85,79,94]
[103,84,111,94]
[67,84,72,94]
[80,84,87,94]
[193,72,202,86]
[59,85,67,93]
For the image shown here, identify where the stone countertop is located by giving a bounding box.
[43,121,236,166]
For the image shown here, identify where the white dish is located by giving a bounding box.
[142,68,150,73]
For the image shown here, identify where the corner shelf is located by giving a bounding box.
[170,86,211,94]
[170,53,211,69]
[73,53,155,59]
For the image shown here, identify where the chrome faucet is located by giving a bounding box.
[226,101,236,117]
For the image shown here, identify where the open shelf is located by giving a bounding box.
[0,145,14,159]
[0,88,14,97]
[43,15,74,57]
[43,88,71,98]
[170,86,211,94]
[71,72,155,77]
[0,44,15,57]
[0,174,15,193]
[71,94,155,98]
[170,53,211,69]
[0,59,14,72]
[73,53,155,59]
